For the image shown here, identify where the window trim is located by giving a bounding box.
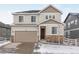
[49,15,51,19]
[45,15,55,20]
[31,16,36,22]
[51,27,57,34]
[68,22,70,28]
[19,16,24,22]
[46,15,48,19]
[53,15,55,19]
[75,19,77,25]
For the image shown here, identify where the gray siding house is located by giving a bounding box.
[0,22,11,40]
[64,13,79,39]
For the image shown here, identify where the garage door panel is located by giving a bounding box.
[15,31,37,42]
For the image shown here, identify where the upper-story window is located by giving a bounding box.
[49,15,52,18]
[70,20,74,24]
[19,16,24,22]
[75,19,77,25]
[31,16,36,22]
[46,15,48,19]
[53,15,55,19]
[52,27,57,34]
[45,15,55,20]
[68,22,70,28]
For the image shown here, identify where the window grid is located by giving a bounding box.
[31,16,36,22]
[19,16,23,22]
[52,27,57,34]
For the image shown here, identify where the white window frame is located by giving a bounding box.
[75,19,77,25]
[51,27,57,34]
[70,20,74,24]
[68,22,70,28]
[45,15,55,20]
[53,15,55,19]
[46,15,48,19]
[19,16,24,22]
[31,16,36,23]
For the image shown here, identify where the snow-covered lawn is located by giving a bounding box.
[34,43,79,54]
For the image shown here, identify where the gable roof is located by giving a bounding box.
[12,5,62,14]
[40,19,64,25]
[39,5,62,14]
[64,13,79,23]
[0,22,11,28]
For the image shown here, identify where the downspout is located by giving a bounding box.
[58,24,60,44]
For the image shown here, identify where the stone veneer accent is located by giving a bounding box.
[46,35,64,43]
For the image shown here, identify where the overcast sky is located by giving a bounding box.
[0,4,79,24]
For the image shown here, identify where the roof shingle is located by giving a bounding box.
[15,10,40,13]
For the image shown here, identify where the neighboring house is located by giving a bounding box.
[11,5,64,43]
[64,13,79,39]
[0,22,11,40]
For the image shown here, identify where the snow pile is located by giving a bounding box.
[34,43,79,54]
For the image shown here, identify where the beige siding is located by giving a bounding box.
[12,5,64,42]
[13,13,61,25]
[13,14,39,25]
[11,26,38,37]
[40,24,64,35]
[41,6,60,13]
[38,13,61,24]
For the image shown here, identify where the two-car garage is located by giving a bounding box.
[11,25,38,43]
[15,31,38,42]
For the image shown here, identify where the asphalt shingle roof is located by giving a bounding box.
[64,13,79,23]
[16,10,40,13]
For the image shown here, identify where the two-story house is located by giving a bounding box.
[0,22,11,40]
[64,13,79,39]
[11,5,64,43]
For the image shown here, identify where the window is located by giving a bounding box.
[31,16,36,22]
[70,20,74,24]
[68,31,70,38]
[46,15,55,19]
[46,15,48,19]
[19,16,23,22]
[53,15,55,19]
[68,22,70,28]
[52,27,57,34]
[49,15,51,18]
[75,19,77,25]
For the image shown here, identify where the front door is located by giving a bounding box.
[40,26,46,40]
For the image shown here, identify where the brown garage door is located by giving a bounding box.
[15,31,37,42]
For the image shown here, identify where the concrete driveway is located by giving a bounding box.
[0,42,35,54]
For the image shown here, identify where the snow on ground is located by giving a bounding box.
[3,43,21,48]
[34,43,79,54]
[0,41,10,47]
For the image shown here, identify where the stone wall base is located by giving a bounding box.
[46,35,64,43]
